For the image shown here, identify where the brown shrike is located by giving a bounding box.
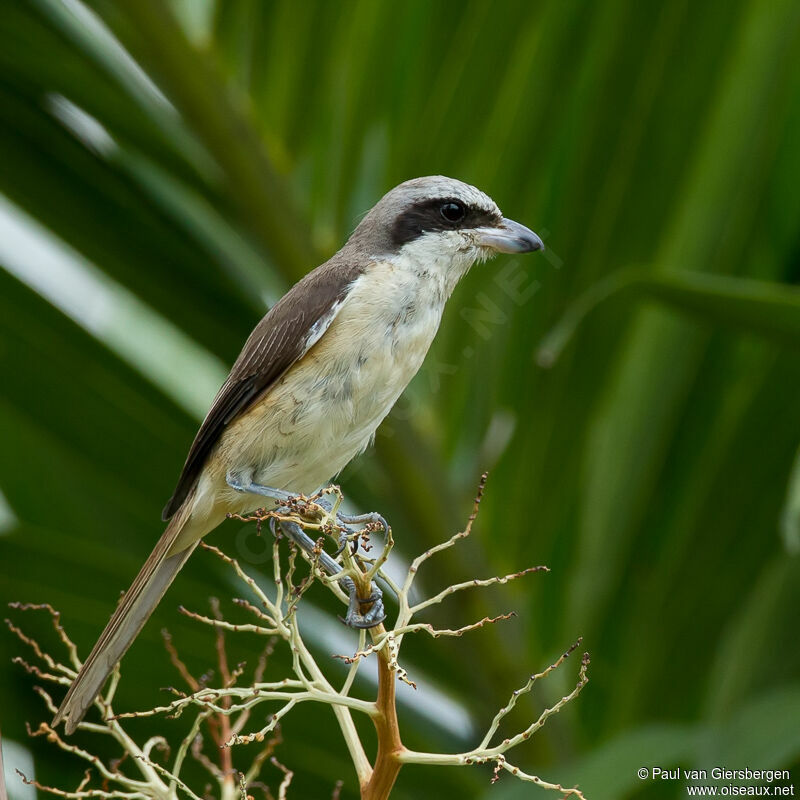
[54,176,543,733]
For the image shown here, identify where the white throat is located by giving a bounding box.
[387,230,487,300]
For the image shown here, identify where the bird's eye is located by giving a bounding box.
[440,201,466,223]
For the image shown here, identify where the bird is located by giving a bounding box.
[53,175,543,734]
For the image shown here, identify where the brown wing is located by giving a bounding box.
[162,258,364,520]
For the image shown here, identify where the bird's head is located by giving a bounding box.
[347,175,543,287]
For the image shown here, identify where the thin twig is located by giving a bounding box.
[10,478,587,800]
[270,758,294,800]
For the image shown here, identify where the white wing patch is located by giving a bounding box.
[304,296,347,351]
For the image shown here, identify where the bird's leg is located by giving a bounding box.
[227,473,296,505]
[228,473,386,627]
[277,519,341,576]
[279,520,385,629]
[226,473,326,520]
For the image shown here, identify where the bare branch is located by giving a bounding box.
[15,770,149,800]
[10,479,588,800]
[410,565,548,614]
[8,602,81,670]
[270,758,294,800]
[479,638,584,749]
[402,472,488,597]
[178,605,278,636]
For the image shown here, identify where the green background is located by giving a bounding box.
[1,1,799,798]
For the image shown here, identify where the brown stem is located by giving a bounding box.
[361,625,405,800]
[211,599,235,785]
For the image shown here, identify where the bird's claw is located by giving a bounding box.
[336,511,389,534]
[333,530,351,557]
[335,522,369,557]
[339,577,385,629]
[256,493,388,628]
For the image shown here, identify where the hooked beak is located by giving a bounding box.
[475,217,544,254]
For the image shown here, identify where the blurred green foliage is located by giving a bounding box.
[1,1,799,798]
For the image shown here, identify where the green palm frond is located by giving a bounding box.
[2,1,799,797]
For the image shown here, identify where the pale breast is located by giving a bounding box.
[211,264,446,503]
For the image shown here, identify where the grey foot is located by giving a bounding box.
[280,522,384,628]
[333,526,361,557]
[312,495,389,535]
[339,577,385,629]
[337,510,389,533]
[228,479,386,628]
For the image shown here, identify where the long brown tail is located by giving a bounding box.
[53,504,199,734]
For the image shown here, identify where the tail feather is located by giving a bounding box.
[53,506,198,734]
